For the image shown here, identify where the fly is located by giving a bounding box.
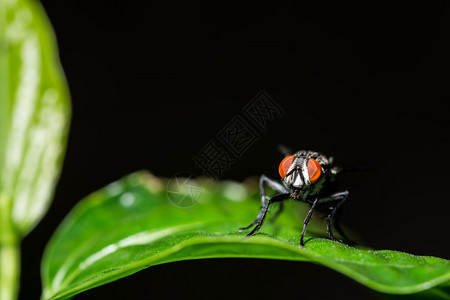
[239,147,350,247]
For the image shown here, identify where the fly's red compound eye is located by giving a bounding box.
[308,158,322,183]
[278,155,295,178]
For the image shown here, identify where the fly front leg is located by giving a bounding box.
[259,174,288,207]
[241,193,290,236]
[239,174,289,231]
[300,197,320,247]
[238,207,265,231]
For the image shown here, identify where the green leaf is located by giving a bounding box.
[41,172,450,299]
[0,0,70,238]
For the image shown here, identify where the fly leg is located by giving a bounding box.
[300,198,320,247]
[258,174,288,207]
[241,193,289,235]
[333,206,352,244]
[239,201,284,231]
[322,191,349,243]
[239,175,287,231]
[238,208,264,231]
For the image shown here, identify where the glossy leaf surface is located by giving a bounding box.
[42,172,450,299]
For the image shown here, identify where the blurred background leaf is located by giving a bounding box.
[0,0,70,237]
[0,0,70,299]
[42,172,450,300]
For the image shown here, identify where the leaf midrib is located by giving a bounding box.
[44,234,450,300]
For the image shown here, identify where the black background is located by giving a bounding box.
[20,1,449,299]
